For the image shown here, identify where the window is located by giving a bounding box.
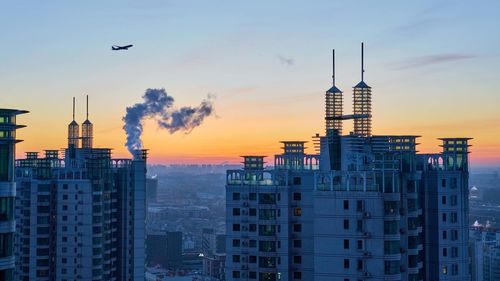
[233,255,240,262]
[293,240,302,248]
[343,219,349,230]
[293,177,302,185]
[233,208,240,216]
[442,265,448,275]
[356,220,363,232]
[249,208,257,216]
[233,224,240,231]
[451,247,458,257]
[452,264,458,275]
[233,193,240,201]
[343,200,349,210]
[357,240,363,250]
[249,271,257,279]
[293,256,301,264]
[384,261,400,275]
[259,209,276,220]
[259,241,276,252]
[451,230,458,241]
[450,195,457,206]
[442,213,447,222]
[232,239,240,247]
[357,259,363,270]
[294,208,302,216]
[259,257,276,268]
[249,240,256,248]
[384,240,400,255]
[343,239,350,249]
[451,212,458,223]
[249,256,256,263]
[293,193,302,201]
[293,271,302,279]
[442,179,446,187]
[259,225,276,236]
[0,144,11,181]
[232,271,240,278]
[356,200,364,212]
[442,196,446,205]
[0,233,13,258]
[443,231,447,239]
[249,193,256,200]
[293,224,302,232]
[343,259,350,269]
[384,221,398,235]
[249,224,256,232]
[443,248,447,257]
[384,201,399,214]
[0,197,14,221]
[259,194,276,204]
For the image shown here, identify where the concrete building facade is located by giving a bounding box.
[13,102,146,281]
[0,108,27,281]
[225,45,471,281]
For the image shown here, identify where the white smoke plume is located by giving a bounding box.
[123,88,214,154]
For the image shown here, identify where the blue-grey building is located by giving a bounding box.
[225,45,470,281]
[0,108,27,281]
[13,99,147,281]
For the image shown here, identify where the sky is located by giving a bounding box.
[1,1,500,165]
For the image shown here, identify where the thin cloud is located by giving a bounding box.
[276,54,294,66]
[392,53,476,70]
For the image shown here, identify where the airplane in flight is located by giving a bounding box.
[111,44,133,51]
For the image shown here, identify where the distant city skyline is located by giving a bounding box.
[2,1,499,165]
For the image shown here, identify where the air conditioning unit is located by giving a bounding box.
[243,202,249,207]
[363,212,371,218]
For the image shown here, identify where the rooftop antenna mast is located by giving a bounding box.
[86,94,89,120]
[361,42,365,81]
[332,49,335,85]
[72,97,76,121]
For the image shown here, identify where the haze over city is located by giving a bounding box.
[2,1,499,165]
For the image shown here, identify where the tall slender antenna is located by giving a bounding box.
[86,95,89,120]
[72,97,75,121]
[332,49,335,85]
[361,42,365,81]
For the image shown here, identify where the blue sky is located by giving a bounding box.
[1,1,500,164]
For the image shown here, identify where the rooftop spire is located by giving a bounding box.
[361,42,365,82]
[72,97,76,121]
[86,94,89,120]
[332,49,335,85]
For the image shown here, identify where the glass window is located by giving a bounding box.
[0,144,11,181]
[0,233,13,258]
[259,257,276,268]
[384,201,399,215]
[259,241,276,252]
[384,221,399,235]
[0,198,13,221]
[384,240,400,255]
[259,225,276,236]
[259,209,276,220]
[384,260,400,275]
[259,194,276,204]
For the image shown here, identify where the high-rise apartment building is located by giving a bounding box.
[225,44,470,281]
[0,108,28,281]
[14,99,146,281]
